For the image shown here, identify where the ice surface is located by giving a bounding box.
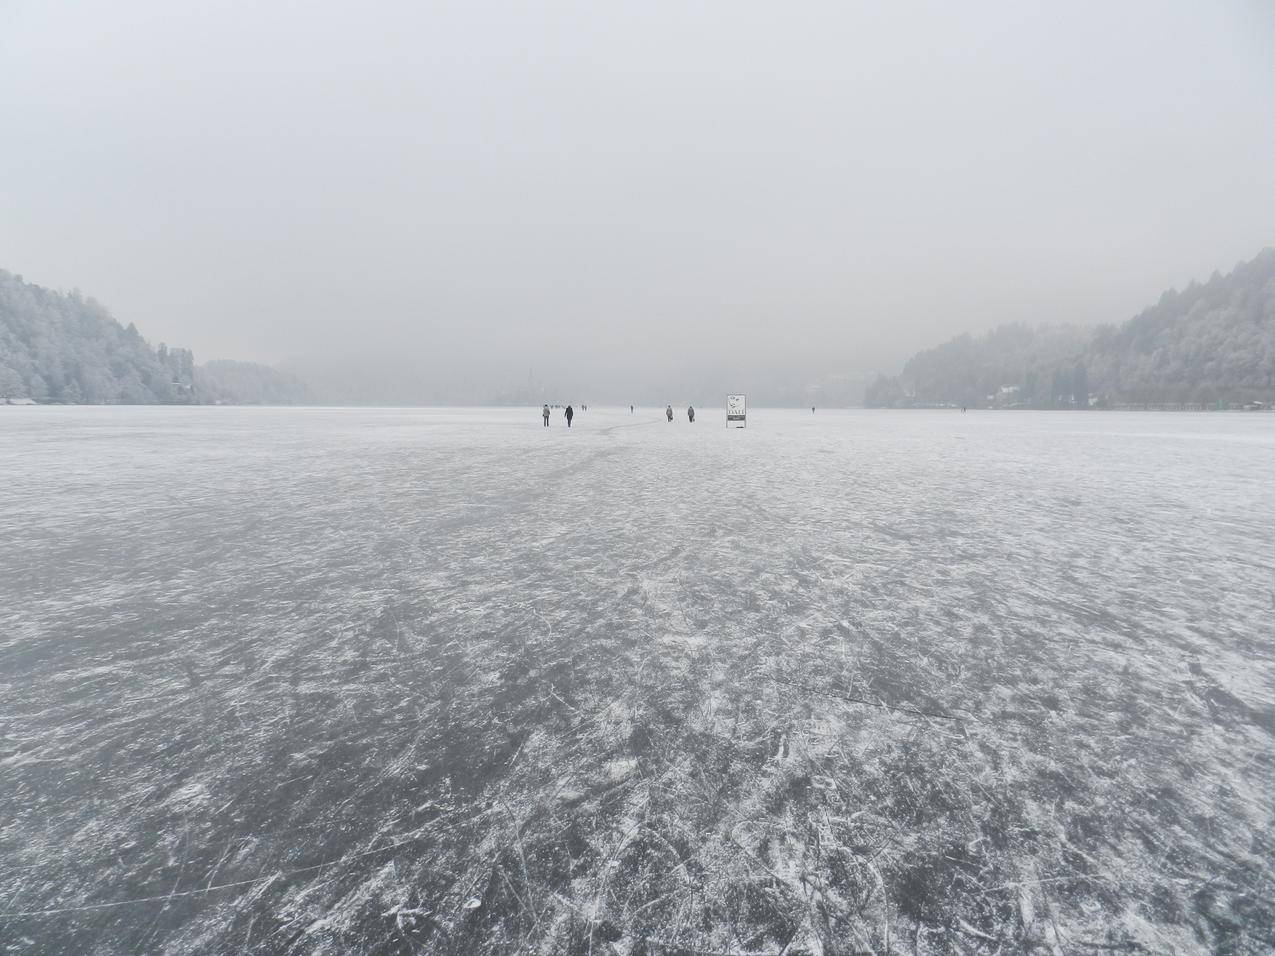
[1,405,1273,953]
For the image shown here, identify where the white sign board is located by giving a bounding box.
[726,394,747,428]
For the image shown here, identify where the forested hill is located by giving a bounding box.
[196,359,307,406]
[0,270,305,404]
[867,248,1275,408]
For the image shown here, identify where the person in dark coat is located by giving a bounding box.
[687,405,695,423]
[565,405,574,427]
[542,404,551,427]
[665,404,673,422]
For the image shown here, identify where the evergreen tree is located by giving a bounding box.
[1073,362,1089,408]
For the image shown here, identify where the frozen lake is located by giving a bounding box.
[2,406,1273,953]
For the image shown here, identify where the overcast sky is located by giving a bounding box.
[2,0,1273,395]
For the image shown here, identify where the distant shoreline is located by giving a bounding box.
[5,401,1271,413]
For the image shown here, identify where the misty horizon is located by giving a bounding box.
[3,0,1273,401]
[6,5,1275,951]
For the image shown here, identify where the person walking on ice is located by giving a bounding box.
[565,405,574,427]
[687,405,695,423]
[542,404,551,427]
[666,404,674,422]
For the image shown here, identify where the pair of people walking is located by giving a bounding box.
[542,404,574,427]
[665,404,694,423]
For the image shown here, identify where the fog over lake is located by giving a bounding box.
[3,1,1274,399]
[4,3,1275,951]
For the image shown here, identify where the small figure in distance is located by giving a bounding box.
[565,404,574,428]
[542,403,551,427]
[811,406,815,414]
[666,404,674,422]
[630,405,634,413]
[687,405,695,423]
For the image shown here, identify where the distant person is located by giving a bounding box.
[542,404,550,427]
[812,406,815,414]
[565,405,574,427]
[687,405,695,423]
[666,404,674,422]
[630,405,634,413]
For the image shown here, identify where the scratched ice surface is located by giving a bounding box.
[1,406,1273,954]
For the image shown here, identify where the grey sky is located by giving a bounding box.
[2,0,1273,396]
